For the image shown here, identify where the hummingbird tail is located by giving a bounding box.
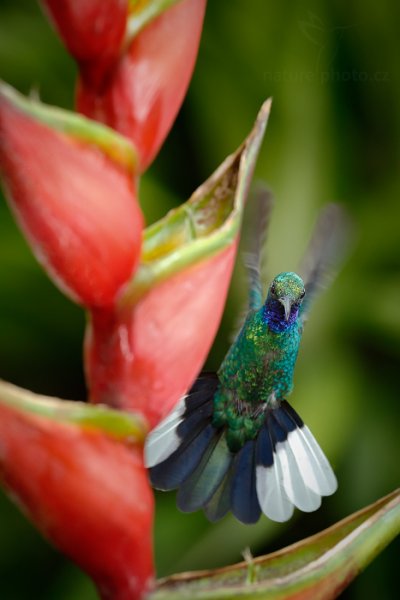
[254,400,338,522]
[145,380,337,525]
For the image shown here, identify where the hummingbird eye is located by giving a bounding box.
[270,283,276,295]
[300,288,306,299]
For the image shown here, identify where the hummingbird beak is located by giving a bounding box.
[279,297,292,321]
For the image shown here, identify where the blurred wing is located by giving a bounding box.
[299,203,352,323]
[244,184,274,310]
[230,185,274,341]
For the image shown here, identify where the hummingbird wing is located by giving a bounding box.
[243,184,274,310]
[145,374,337,524]
[144,374,230,494]
[230,185,274,342]
[299,203,351,323]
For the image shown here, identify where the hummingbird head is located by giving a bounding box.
[267,272,306,323]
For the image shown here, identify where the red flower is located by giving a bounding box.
[0,381,153,600]
[86,244,237,427]
[41,0,128,89]
[77,0,207,171]
[0,4,275,598]
[84,101,271,425]
[0,83,143,308]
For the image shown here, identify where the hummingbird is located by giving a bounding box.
[145,189,348,524]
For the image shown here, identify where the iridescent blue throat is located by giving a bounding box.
[262,298,299,333]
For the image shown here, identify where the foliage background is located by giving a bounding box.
[0,0,399,598]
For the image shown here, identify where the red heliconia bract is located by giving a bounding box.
[41,0,128,89]
[0,403,154,600]
[84,98,272,426]
[85,244,237,427]
[0,88,143,308]
[77,0,207,171]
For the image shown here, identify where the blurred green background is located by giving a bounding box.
[0,0,399,598]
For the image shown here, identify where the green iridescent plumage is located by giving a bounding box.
[146,188,349,524]
[214,272,305,451]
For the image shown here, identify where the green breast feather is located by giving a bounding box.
[214,305,303,451]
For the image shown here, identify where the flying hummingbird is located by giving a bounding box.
[145,189,348,524]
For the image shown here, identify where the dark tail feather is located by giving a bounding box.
[177,432,232,512]
[230,440,261,524]
[145,379,337,524]
[203,467,233,522]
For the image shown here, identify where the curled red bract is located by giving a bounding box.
[77,0,207,171]
[85,244,237,427]
[0,88,143,308]
[41,0,128,89]
[83,98,272,424]
[0,402,154,600]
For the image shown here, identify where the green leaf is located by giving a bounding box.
[0,379,147,442]
[0,81,138,172]
[150,489,400,599]
[120,99,272,305]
